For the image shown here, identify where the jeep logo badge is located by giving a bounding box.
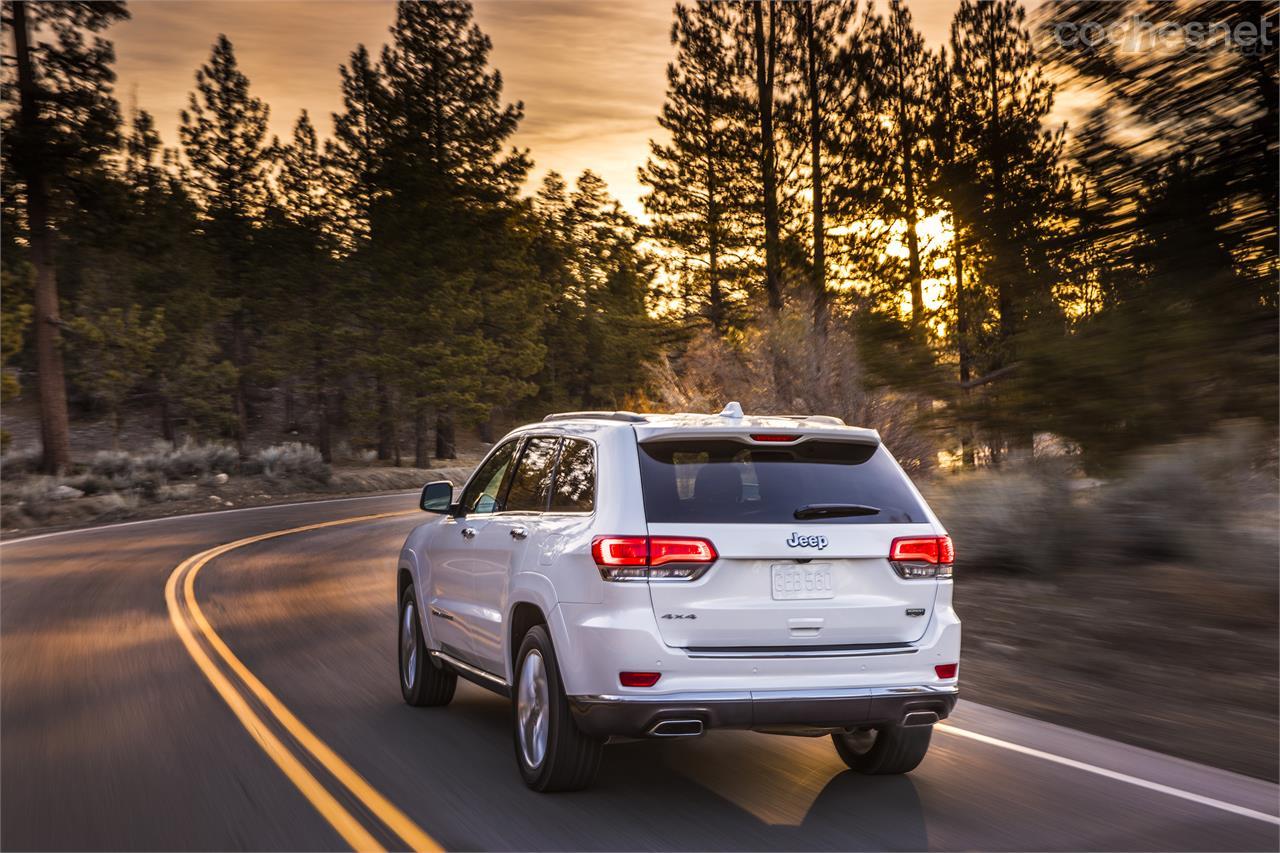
[786,532,828,550]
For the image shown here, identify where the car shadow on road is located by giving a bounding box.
[378,685,929,851]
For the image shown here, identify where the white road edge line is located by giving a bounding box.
[937,724,1280,826]
[0,490,420,547]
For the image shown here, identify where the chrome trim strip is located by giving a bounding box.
[684,647,917,660]
[429,649,508,687]
[570,685,957,704]
[874,685,956,695]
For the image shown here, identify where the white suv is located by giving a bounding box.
[396,404,960,791]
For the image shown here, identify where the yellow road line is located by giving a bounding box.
[165,510,443,852]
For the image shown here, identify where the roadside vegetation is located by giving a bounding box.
[0,439,476,531]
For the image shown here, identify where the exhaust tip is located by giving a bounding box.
[648,719,705,737]
[902,710,940,727]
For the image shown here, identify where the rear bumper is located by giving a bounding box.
[568,684,957,738]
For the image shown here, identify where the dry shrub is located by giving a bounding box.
[0,447,42,481]
[142,440,238,479]
[646,306,935,468]
[926,421,1278,584]
[254,442,331,485]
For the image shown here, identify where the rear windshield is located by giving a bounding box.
[637,439,927,524]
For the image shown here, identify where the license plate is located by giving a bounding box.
[771,563,835,600]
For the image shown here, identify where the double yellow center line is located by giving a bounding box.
[164,511,441,852]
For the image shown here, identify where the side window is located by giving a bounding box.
[549,438,595,512]
[460,440,518,515]
[504,437,560,513]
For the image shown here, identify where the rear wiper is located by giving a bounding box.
[794,503,880,519]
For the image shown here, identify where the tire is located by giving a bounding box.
[832,725,932,775]
[513,624,603,792]
[399,584,456,707]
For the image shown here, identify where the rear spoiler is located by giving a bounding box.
[633,425,881,446]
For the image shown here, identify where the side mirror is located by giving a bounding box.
[420,480,454,514]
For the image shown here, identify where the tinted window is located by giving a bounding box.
[460,440,518,515]
[505,437,560,512]
[637,440,925,524]
[550,439,595,512]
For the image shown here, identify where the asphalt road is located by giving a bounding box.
[2,493,1277,851]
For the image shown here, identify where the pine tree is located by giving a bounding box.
[3,0,129,472]
[949,0,1065,355]
[864,0,936,330]
[119,108,235,444]
[640,1,756,333]
[327,44,399,458]
[268,111,345,461]
[784,0,862,328]
[378,0,541,459]
[68,305,165,448]
[532,172,660,411]
[328,44,391,253]
[179,35,276,451]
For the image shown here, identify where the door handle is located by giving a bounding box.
[461,527,477,540]
[509,526,528,540]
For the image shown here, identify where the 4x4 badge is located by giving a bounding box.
[662,613,697,620]
[786,532,828,549]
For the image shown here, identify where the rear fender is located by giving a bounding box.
[506,573,559,683]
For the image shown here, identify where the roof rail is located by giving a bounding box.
[542,410,648,424]
[776,414,847,426]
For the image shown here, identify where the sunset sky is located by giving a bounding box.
[111,0,971,217]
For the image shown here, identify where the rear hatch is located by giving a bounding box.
[638,433,940,650]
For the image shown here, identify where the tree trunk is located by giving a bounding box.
[905,205,924,327]
[752,1,783,312]
[890,35,924,331]
[954,232,975,468]
[435,413,456,460]
[283,380,296,433]
[315,388,332,463]
[414,406,430,469]
[12,1,72,474]
[231,310,249,458]
[159,393,177,447]
[804,4,827,331]
[702,65,724,334]
[986,19,1014,346]
[375,376,393,461]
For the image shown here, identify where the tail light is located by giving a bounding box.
[889,535,954,579]
[750,433,800,442]
[591,535,718,581]
[935,663,958,679]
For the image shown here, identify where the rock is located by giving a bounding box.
[209,495,222,503]
[212,472,229,485]
[52,485,84,501]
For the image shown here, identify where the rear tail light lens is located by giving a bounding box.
[935,663,958,679]
[619,671,661,687]
[889,535,954,579]
[591,535,718,581]
[750,433,800,442]
[590,536,649,580]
